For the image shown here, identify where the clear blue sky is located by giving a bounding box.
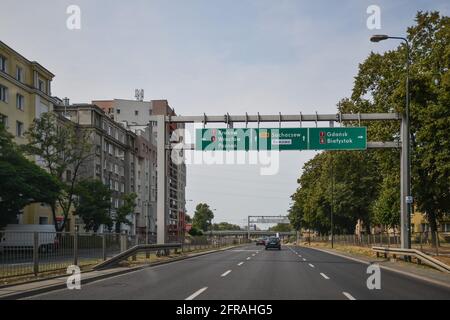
[1,0,448,227]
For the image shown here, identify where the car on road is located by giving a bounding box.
[265,237,281,250]
[256,237,267,245]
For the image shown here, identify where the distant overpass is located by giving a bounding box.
[210,230,296,237]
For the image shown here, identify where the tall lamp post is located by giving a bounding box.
[370,34,412,249]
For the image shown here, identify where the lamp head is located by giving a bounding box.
[370,34,389,43]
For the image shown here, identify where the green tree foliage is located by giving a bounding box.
[290,151,380,235]
[188,227,203,236]
[269,223,293,232]
[115,193,137,233]
[212,222,241,231]
[73,179,112,232]
[23,112,93,231]
[192,203,214,232]
[340,11,450,240]
[0,124,61,227]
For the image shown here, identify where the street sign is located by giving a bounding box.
[196,128,308,151]
[406,196,414,204]
[196,127,367,151]
[309,127,367,150]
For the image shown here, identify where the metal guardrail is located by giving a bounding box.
[94,243,182,270]
[372,246,450,273]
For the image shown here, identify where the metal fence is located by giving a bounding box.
[305,231,450,256]
[0,231,248,280]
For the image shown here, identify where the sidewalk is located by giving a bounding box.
[0,244,241,300]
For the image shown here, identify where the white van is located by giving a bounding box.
[0,224,58,253]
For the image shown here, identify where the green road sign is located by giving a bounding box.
[196,127,367,151]
[309,127,367,150]
[196,128,308,151]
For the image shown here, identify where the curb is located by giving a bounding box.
[0,244,244,300]
[302,245,450,290]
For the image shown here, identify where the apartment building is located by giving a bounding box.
[93,98,187,241]
[53,102,137,234]
[0,40,56,225]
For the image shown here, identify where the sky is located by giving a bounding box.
[1,0,448,228]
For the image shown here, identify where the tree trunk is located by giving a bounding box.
[428,211,438,248]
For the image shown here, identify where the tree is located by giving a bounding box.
[188,227,203,237]
[212,222,241,231]
[192,203,214,232]
[0,124,61,227]
[269,224,292,232]
[185,214,192,223]
[115,193,137,233]
[340,11,450,244]
[73,179,112,232]
[23,112,93,231]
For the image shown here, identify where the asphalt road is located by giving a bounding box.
[26,244,450,300]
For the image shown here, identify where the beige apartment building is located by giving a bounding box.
[0,40,56,225]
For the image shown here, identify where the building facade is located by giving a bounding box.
[93,98,187,242]
[53,102,137,234]
[0,40,56,225]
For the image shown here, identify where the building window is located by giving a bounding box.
[16,121,24,137]
[0,114,7,128]
[16,66,23,82]
[114,164,119,174]
[0,85,8,103]
[0,55,6,72]
[109,144,113,155]
[121,183,125,193]
[39,217,49,225]
[117,109,120,114]
[135,110,139,116]
[16,94,25,111]
[38,78,45,93]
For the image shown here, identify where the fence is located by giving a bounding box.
[305,231,450,256]
[0,231,248,280]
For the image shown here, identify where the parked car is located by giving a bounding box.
[265,237,281,250]
[0,224,58,253]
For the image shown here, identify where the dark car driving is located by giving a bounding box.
[265,237,281,250]
[256,237,267,245]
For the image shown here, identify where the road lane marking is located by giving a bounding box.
[186,287,208,300]
[238,262,244,266]
[320,273,330,279]
[342,292,356,300]
[298,254,302,257]
[221,270,232,277]
[252,254,256,257]
[308,263,315,268]
[246,257,251,260]
[302,258,307,261]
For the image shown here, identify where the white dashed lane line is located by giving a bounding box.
[308,263,315,268]
[186,287,208,300]
[221,270,232,277]
[237,262,244,266]
[343,292,356,300]
[246,257,251,260]
[302,258,307,261]
[320,273,330,280]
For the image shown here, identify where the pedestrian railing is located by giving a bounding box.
[0,231,249,280]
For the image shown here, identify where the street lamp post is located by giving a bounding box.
[370,35,412,249]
